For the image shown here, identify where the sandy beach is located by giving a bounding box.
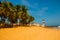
[0,26,60,40]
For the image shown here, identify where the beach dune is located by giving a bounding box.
[0,26,60,40]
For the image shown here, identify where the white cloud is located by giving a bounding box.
[21,0,38,9]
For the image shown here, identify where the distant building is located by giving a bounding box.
[29,22,40,26]
[32,23,40,26]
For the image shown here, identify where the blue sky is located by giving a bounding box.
[2,0,60,26]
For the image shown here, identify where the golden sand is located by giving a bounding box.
[0,26,60,40]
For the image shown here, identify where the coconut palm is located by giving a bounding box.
[7,2,15,23]
[0,0,35,27]
[14,5,21,24]
[1,1,14,25]
[27,16,34,24]
[20,5,28,25]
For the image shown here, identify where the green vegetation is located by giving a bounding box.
[0,0,34,27]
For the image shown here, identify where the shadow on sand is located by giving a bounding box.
[0,24,31,29]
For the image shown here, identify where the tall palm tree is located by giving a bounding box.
[0,1,3,21]
[0,0,35,26]
[2,2,10,24]
[7,2,15,24]
[1,2,13,24]
[20,5,28,25]
[14,5,21,24]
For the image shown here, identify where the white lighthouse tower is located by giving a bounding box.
[42,19,45,27]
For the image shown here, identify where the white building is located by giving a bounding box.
[32,23,40,26]
[29,23,40,26]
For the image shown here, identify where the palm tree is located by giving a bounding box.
[20,5,28,25]
[0,1,7,24]
[2,2,11,24]
[1,1,14,25]
[14,5,21,24]
[0,0,35,27]
[7,2,15,23]
[0,1,3,22]
[27,16,34,24]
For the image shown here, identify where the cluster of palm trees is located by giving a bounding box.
[0,1,34,26]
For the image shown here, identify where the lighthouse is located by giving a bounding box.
[42,19,45,27]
